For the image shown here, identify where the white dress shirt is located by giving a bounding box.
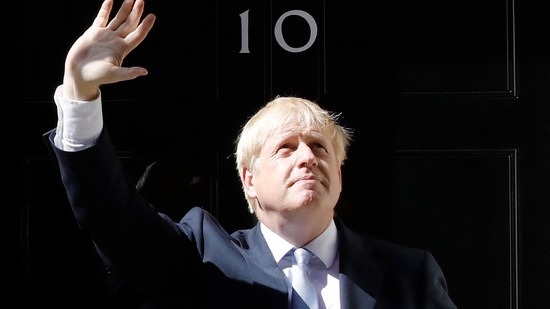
[261,221,341,309]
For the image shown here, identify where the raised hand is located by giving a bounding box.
[62,0,156,100]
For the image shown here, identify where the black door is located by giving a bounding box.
[21,0,549,308]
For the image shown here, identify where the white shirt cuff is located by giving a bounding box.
[53,85,103,152]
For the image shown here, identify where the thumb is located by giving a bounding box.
[108,66,149,83]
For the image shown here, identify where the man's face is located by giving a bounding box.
[243,124,342,216]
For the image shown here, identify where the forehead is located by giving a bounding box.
[268,124,326,141]
[260,130,332,157]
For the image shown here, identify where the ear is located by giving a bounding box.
[241,167,257,198]
[337,167,343,193]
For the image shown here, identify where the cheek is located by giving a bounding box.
[326,164,342,187]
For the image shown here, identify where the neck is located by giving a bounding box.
[257,209,333,247]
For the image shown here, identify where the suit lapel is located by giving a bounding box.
[336,219,386,309]
[238,224,289,306]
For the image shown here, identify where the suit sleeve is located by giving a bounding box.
[45,128,202,302]
[422,251,458,309]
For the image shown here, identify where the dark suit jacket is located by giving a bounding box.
[46,129,457,309]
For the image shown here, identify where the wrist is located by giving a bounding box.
[62,74,100,101]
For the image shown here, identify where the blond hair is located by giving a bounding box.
[235,97,353,213]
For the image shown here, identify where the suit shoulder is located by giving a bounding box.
[339,223,428,262]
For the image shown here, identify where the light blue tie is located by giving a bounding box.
[291,248,319,309]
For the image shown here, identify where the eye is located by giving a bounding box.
[276,143,295,155]
[311,142,327,151]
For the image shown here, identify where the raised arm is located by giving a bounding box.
[62,0,155,101]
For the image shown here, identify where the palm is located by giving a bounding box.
[67,27,129,85]
[63,0,155,93]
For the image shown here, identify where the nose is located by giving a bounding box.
[297,142,318,168]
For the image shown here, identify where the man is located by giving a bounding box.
[46,0,457,308]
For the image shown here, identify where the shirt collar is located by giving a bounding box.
[261,219,339,268]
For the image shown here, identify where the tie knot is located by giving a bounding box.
[293,248,313,266]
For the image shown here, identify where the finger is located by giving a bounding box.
[116,0,146,37]
[92,0,114,28]
[106,0,135,31]
[124,13,156,53]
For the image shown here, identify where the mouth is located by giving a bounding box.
[297,178,318,184]
[292,176,321,187]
